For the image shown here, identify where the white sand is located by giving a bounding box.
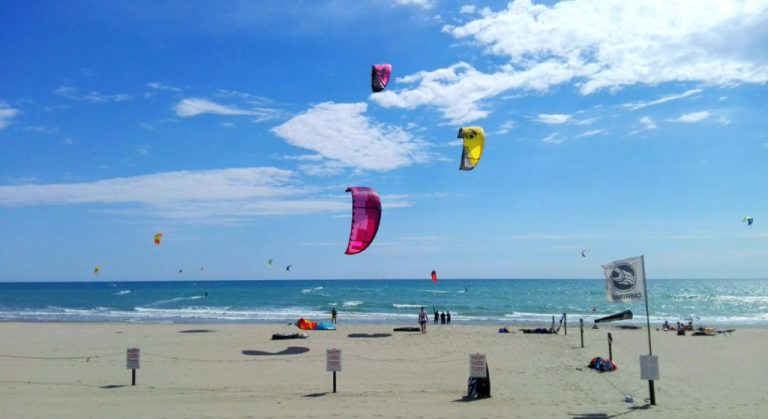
[1,322,766,418]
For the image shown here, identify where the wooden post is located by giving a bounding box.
[132,369,136,386]
[580,319,584,348]
[333,371,337,393]
[563,313,567,336]
[608,332,613,361]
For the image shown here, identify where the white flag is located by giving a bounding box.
[603,255,645,303]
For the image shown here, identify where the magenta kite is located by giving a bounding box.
[345,187,382,255]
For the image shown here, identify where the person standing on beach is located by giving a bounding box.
[433,307,439,324]
[419,307,428,334]
[331,307,337,324]
[447,311,451,324]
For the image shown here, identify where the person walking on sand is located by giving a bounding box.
[419,307,428,334]
[331,307,337,324]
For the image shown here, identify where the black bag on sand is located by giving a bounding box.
[466,364,491,400]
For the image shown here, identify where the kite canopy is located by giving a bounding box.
[154,233,163,245]
[581,249,590,258]
[371,64,392,93]
[286,265,292,272]
[457,127,485,170]
[743,216,754,226]
[594,309,633,324]
[345,187,382,255]
[93,266,100,276]
[431,270,437,282]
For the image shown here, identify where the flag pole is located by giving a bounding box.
[642,255,656,405]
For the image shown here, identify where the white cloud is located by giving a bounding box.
[460,5,476,14]
[26,126,59,134]
[494,120,515,134]
[375,0,768,123]
[0,167,359,222]
[0,102,21,129]
[394,0,435,9]
[621,89,702,110]
[670,111,711,123]
[174,98,282,122]
[146,82,182,93]
[54,86,132,102]
[575,117,598,126]
[272,102,429,172]
[575,129,605,138]
[639,116,657,130]
[535,113,571,125]
[541,133,562,144]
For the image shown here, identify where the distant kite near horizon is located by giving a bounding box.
[286,265,292,273]
[93,266,101,276]
[581,249,590,258]
[345,187,382,255]
[457,127,485,171]
[268,258,273,267]
[431,270,437,282]
[743,216,754,226]
[371,64,392,93]
[154,233,163,245]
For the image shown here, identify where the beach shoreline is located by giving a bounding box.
[1,322,766,418]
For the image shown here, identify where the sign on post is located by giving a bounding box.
[326,349,341,372]
[469,353,487,378]
[640,355,660,380]
[126,348,140,369]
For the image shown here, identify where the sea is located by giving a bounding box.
[1,279,767,327]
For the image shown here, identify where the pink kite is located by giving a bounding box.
[345,187,382,255]
[371,64,392,93]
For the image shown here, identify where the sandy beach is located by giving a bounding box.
[1,322,766,418]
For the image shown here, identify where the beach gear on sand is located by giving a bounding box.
[296,318,336,331]
[272,332,309,340]
[594,309,633,324]
[393,327,420,332]
[588,357,617,372]
[520,327,556,334]
[466,364,491,400]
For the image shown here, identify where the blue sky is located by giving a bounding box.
[1,0,767,281]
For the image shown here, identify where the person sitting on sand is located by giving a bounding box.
[419,307,428,334]
[662,320,671,331]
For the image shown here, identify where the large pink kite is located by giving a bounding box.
[345,187,382,255]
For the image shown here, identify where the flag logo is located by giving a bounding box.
[609,263,637,292]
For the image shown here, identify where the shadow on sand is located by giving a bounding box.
[242,347,310,356]
[570,404,652,418]
[178,329,216,333]
[347,333,392,338]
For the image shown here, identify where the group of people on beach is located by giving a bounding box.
[418,307,451,333]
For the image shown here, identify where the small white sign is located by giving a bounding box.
[469,353,487,378]
[640,355,659,380]
[326,348,341,372]
[126,348,140,370]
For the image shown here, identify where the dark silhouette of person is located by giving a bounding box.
[331,307,337,324]
[433,308,439,324]
[447,311,451,324]
[440,312,446,324]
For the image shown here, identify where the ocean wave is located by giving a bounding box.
[393,304,422,309]
[343,301,363,307]
[145,295,204,307]
[116,290,132,296]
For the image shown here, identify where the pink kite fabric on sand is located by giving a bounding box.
[345,186,382,255]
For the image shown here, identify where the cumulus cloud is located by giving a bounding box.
[54,86,132,102]
[272,102,429,172]
[374,0,768,123]
[494,120,515,134]
[0,101,21,129]
[146,82,182,92]
[535,113,571,124]
[639,116,657,130]
[670,111,711,123]
[174,98,281,122]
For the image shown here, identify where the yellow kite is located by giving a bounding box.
[458,127,485,170]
